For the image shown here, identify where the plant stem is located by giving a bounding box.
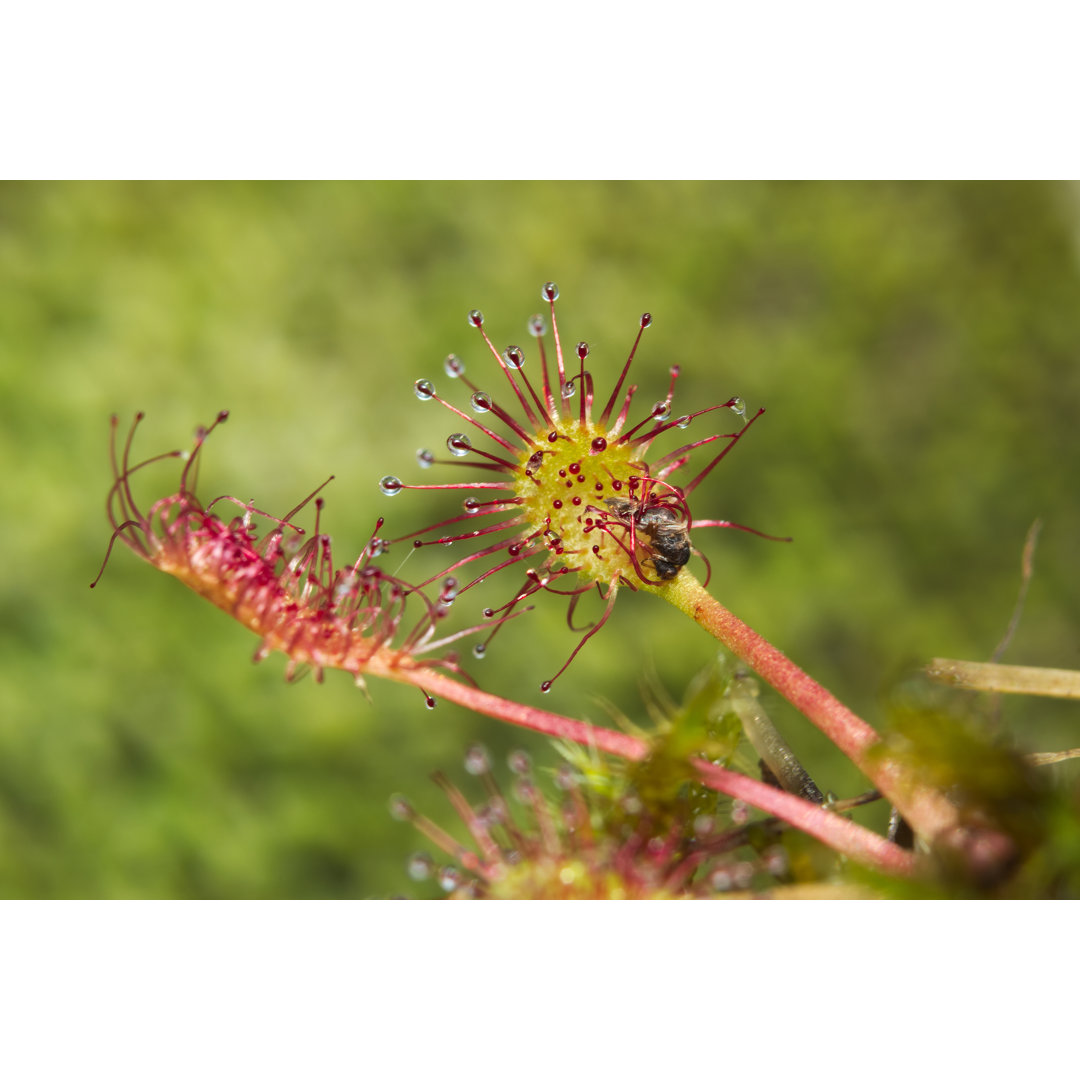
[652,571,963,845]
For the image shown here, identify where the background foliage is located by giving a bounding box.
[2,181,1078,897]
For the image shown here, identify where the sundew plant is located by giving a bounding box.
[94,279,1080,899]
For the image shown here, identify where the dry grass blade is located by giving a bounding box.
[926,658,1080,700]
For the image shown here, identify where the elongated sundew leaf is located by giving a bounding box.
[926,659,1080,700]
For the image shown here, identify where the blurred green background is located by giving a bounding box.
[2,181,1078,897]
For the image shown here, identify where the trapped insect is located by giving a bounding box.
[604,493,692,581]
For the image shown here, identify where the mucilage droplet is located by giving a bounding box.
[447,433,472,457]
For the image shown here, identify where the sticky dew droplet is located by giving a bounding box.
[528,314,546,337]
[416,448,435,469]
[542,281,559,302]
[471,391,492,413]
[444,353,465,378]
[407,853,434,881]
[485,797,509,826]
[438,866,464,892]
[763,847,788,877]
[710,867,734,892]
[507,750,531,775]
[652,401,671,421]
[388,795,413,821]
[468,309,484,327]
[414,379,436,401]
[503,346,525,370]
[554,765,578,791]
[447,433,472,457]
[463,497,480,515]
[729,396,747,420]
[464,743,491,776]
[646,836,667,857]
[379,475,403,496]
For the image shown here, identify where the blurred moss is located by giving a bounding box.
[2,181,1078,896]
[857,697,1080,898]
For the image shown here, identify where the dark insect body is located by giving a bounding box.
[604,494,692,581]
